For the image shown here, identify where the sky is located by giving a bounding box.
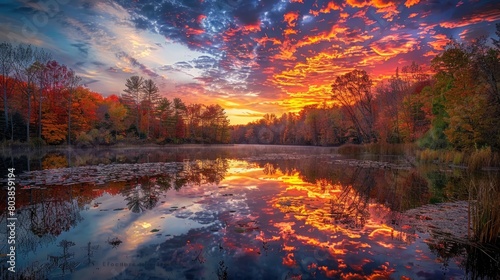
[1,0,499,124]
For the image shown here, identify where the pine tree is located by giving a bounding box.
[122,76,144,134]
[141,79,160,138]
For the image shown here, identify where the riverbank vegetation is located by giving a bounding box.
[0,43,230,146]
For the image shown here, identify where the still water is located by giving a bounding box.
[0,145,498,279]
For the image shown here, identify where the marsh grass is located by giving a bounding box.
[468,147,493,171]
[416,147,500,170]
[452,151,464,165]
[416,149,438,163]
[468,178,500,244]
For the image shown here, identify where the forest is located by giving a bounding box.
[1,25,499,153]
[232,26,500,156]
[0,43,230,146]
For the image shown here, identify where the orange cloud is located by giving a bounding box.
[408,13,418,18]
[320,1,342,13]
[243,21,261,33]
[428,34,449,50]
[404,0,420,8]
[371,0,395,9]
[439,9,500,28]
[370,34,418,58]
[347,0,369,8]
[284,11,300,27]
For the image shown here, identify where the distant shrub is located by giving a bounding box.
[75,132,94,148]
[468,147,492,172]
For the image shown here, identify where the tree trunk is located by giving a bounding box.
[27,90,31,143]
[147,107,150,138]
[67,93,72,146]
[3,85,8,137]
[38,87,42,138]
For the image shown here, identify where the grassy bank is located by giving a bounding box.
[416,147,500,171]
[337,143,500,171]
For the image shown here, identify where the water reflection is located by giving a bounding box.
[1,155,499,279]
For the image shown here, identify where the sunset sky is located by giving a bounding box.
[1,0,499,124]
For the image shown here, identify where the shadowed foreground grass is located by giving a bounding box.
[468,178,500,244]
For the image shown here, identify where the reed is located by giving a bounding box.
[468,178,500,244]
[452,151,464,165]
[416,148,438,163]
[468,147,492,172]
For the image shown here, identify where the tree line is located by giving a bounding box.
[0,42,230,146]
[231,25,500,153]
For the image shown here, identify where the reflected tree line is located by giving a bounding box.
[0,158,229,279]
[123,158,228,213]
[0,145,287,176]
[2,156,498,278]
[259,158,500,278]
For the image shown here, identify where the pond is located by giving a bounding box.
[0,145,499,279]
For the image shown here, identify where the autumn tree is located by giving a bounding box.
[156,97,174,138]
[64,70,82,145]
[186,103,202,140]
[172,97,186,140]
[13,45,51,143]
[331,69,375,143]
[95,94,129,142]
[419,38,500,151]
[0,42,14,138]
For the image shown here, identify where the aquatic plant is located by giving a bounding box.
[468,147,492,172]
